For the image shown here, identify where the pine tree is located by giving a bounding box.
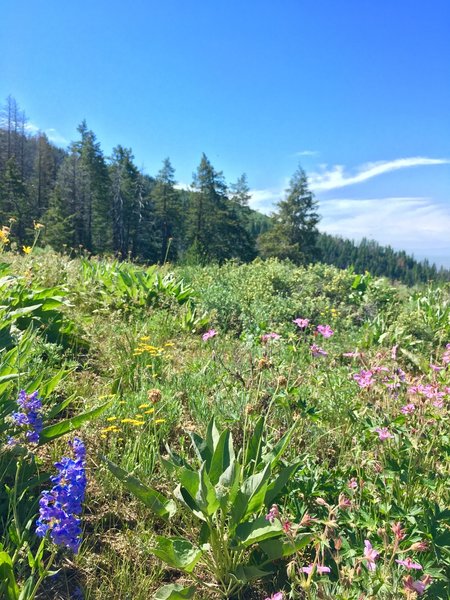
[152,158,181,262]
[257,165,320,264]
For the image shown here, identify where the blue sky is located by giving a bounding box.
[2,0,449,265]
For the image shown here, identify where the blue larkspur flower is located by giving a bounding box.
[11,389,43,444]
[36,438,87,553]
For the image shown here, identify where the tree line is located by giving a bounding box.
[0,96,448,284]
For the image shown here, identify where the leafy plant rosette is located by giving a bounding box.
[106,417,311,599]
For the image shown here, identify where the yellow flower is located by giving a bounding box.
[106,416,117,421]
[164,342,175,347]
[139,336,150,341]
[22,246,32,254]
[100,434,107,439]
[133,421,145,426]
[154,418,166,424]
[138,403,150,409]
[118,401,126,405]
[144,408,155,414]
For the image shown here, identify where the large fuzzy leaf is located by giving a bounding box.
[154,584,196,599]
[150,537,203,573]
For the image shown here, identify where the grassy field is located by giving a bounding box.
[1,250,449,599]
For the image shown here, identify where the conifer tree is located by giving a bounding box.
[152,158,180,262]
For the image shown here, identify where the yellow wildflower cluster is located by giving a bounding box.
[22,245,32,254]
[0,226,10,246]
[133,337,175,358]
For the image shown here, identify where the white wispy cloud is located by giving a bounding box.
[293,149,319,157]
[25,121,68,146]
[309,157,450,191]
[320,196,450,266]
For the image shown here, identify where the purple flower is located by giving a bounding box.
[343,351,361,358]
[375,427,394,441]
[363,539,379,571]
[316,324,334,338]
[404,575,432,596]
[310,344,328,357]
[265,504,280,523]
[353,369,374,388]
[293,317,309,329]
[301,564,331,575]
[36,438,87,553]
[401,403,415,415]
[264,594,283,600]
[391,345,398,360]
[261,332,281,343]
[396,557,423,570]
[10,390,43,444]
[430,364,445,372]
[202,329,217,342]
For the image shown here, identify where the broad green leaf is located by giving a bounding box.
[216,460,241,509]
[259,533,313,560]
[206,418,221,452]
[231,564,272,584]
[245,416,264,470]
[173,484,205,521]
[154,584,196,599]
[188,430,212,468]
[197,462,219,515]
[0,550,19,600]
[262,420,298,468]
[231,463,271,525]
[150,537,203,573]
[40,401,111,442]
[104,458,176,520]
[233,515,282,548]
[209,429,235,485]
[265,462,301,505]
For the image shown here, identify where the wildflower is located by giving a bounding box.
[264,593,283,600]
[310,344,328,357]
[353,369,374,388]
[22,245,32,254]
[106,416,118,421]
[396,557,423,570]
[391,522,406,540]
[36,438,87,553]
[282,520,292,533]
[301,564,331,575]
[299,512,314,527]
[375,427,394,441]
[343,351,361,358]
[293,317,309,329]
[316,324,334,338]
[363,540,379,571]
[403,575,431,596]
[409,540,429,552]
[202,329,217,341]
[391,345,398,360]
[348,477,358,490]
[33,221,45,230]
[11,390,44,444]
[265,504,280,523]
[430,364,445,372]
[401,403,415,415]
[154,418,165,424]
[261,332,281,343]
[148,389,162,403]
[338,494,352,510]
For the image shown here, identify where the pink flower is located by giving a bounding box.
[343,351,361,358]
[375,427,394,441]
[265,504,279,523]
[430,364,445,371]
[301,564,331,575]
[391,522,406,540]
[396,557,423,570]
[293,317,309,329]
[317,324,334,338]
[310,344,328,357]
[261,332,281,343]
[348,477,358,490]
[353,369,374,388]
[391,345,398,360]
[282,519,292,533]
[202,329,217,341]
[404,575,431,596]
[442,344,450,364]
[264,594,283,600]
[409,540,429,552]
[363,540,379,571]
[338,494,351,510]
[401,403,415,415]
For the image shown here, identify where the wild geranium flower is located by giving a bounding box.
[442,344,450,364]
[202,329,217,341]
[375,427,394,441]
[354,369,374,388]
[343,351,361,358]
[401,403,415,415]
[11,390,44,444]
[261,332,281,343]
[391,345,398,360]
[363,540,379,571]
[403,575,432,596]
[265,504,280,523]
[36,438,87,553]
[310,344,327,357]
[301,564,331,575]
[316,324,334,338]
[264,593,283,600]
[391,521,406,540]
[348,477,358,490]
[430,364,445,371]
[338,494,352,510]
[396,557,423,570]
[293,317,309,328]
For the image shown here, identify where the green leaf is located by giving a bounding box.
[154,584,196,600]
[259,533,313,560]
[265,462,301,505]
[209,429,235,485]
[40,401,111,442]
[104,458,177,520]
[231,463,271,525]
[197,462,219,515]
[0,551,19,600]
[206,418,220,452]
[245,416,264,470]
[233,515,282,548]
[231,564,272,583]
[262,421,298,468]
[150,537,203,573]
[188,430,212,468]
[216,459,241,509]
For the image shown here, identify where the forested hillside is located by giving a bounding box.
[0,95,448,284]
